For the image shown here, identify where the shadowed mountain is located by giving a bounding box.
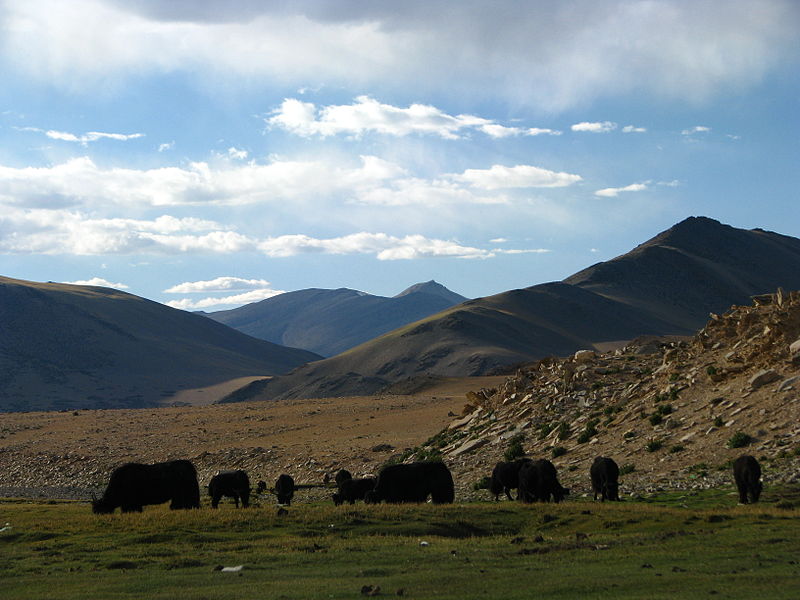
[0,277,321,412]
[251,217,800,400]
[204,280,467,357]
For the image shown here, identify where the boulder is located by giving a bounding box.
[573,350,596,364]
[749,369,781,390]
[790,338,800,355]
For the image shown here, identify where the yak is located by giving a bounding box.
[334,468,353,487]
[518,459,568,503]
[733,455,762,504]
[92,460,200,514]
[489,458,531,501]
[208,470,251,509]
[332,477,376,505]
[590,457,620,502]
[364,461,454,504]
[275,473,295,505]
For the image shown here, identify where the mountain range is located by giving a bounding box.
[248,217,800,400]
[203,280,467,357]
[0,277,320,412]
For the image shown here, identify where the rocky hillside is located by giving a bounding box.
[251,217,800,400]
[421,289,800,499]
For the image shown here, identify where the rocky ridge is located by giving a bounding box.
[422,289,800,500]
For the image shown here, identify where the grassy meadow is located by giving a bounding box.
[1,488,799,599]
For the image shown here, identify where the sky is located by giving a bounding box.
[1,0,798,310]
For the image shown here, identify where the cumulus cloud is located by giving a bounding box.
[227,147,248,160]
[594,182,649,197]
[164,276,275,294]
[62,277,129,289]
[456,164,582,190]
[571,121,617,133]
[162,276,285,309]
[0,206,532,260]
[165,289,285,310]
[4,0,796,110]
[622,125,647,133]
[158,141,174,152]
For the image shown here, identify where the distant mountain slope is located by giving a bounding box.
[0,277,320,412]
[205,281,467,357]
[252,217,800,400]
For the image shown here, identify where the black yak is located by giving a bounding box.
[275,473,295,505]
[489,458,531,501]
[733,455,762,504]
[364,461,454,504]
[332,477,376,505]
[590,457,620,502]
[208,470,251,508]
[518,459,568,503]
[334,468,353,487]
[92,460,200,514]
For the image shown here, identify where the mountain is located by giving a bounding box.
[250,217,800,400]
[204,281,468,357]
[0,277,321,412]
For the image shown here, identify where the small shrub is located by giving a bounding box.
[623,431,636,439]
[656,404,673,416]
[649,413,663,426]
[473,476,491,491]
[669,373,679,381]
[713,416,724,428]
[551,446,567,458]
[538,422,554,440]
[728,432,753,449]
[556,422,571,441]
[504,433,526,461]
[645,439,663,452]
[706,365,718,376]
[669,388,680,401]
[669,444,685,454]
[619,463,635,475]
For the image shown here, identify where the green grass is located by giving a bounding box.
[1,490,799,599]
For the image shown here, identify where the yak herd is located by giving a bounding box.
[91,453,764,514]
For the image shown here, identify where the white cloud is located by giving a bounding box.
[158,141,174,152]
[456,164,582,190]
[62,277,129,289]
[571,121,617,133]
[227,147,248,160]
[594,182,649,197]
[165,288,285,310]
[622,125,647,133]
[681,125,712,135]
[164,276,275,294]
[490,237,508,243]
[268,96,501,139]
[526,128,562,136]
[3,0,796,111]
[19,126,144,145]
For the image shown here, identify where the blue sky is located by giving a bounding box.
[1,0,798,309]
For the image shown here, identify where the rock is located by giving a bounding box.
[777,376,800,392]
[452,438,489,456]
[749,369,782,390]
[574,350,596,364]
[790,338,800,355]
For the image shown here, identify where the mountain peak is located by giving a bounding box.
[394,281,467,304]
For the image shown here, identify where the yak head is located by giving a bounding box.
[91,493,114,514]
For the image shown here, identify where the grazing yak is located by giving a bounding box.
[275,474,295,505]
[733,455,762,504]
[334,468,353,487]
[208,470,251,508]
[333,477,377,506]
[590,457,620,502]
[518,459,568,503]
[364,461,454,504]
[92,460,200,514]
[489,458,532,501]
